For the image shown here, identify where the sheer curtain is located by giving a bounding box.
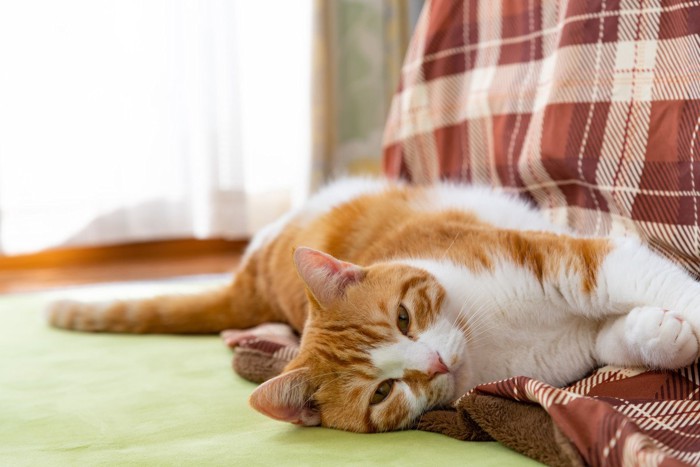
[0,0,311,255]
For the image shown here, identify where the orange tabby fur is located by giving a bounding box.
[48,186,608,335]
[47,183,619,432]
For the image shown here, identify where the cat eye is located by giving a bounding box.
[370,379,394,405]
[397,304,410,335]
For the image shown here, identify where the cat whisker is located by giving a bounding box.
[456,301,492,339]
[465,325,500,344]
[465,325,504,348]
[452,314,473,337]
[469,322,498,339]
[464,309,498,333]
[464,308,492,330]
[460,297,489,320]
[462,312,501,343]
[449,296,486,333]
[441,232,461,260]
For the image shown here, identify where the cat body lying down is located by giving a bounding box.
[48,178,700,432]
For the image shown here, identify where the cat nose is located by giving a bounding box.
[427,353,449,378]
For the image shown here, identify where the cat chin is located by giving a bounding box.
[449,368,473,402]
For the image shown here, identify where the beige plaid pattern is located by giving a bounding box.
[383,0,700,277]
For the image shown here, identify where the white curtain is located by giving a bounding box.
[0,0,311,255]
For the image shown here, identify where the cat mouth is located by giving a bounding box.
[444,361,469,400]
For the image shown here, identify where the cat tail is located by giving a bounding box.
[45,273,277,334]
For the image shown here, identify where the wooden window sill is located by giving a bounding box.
[0,238,246,294]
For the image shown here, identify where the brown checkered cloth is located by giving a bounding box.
[455,366,700,466]
[382,0,700,279]
[229,336,700,465]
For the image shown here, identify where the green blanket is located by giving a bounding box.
[0,279,537,466]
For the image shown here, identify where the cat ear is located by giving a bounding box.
[293,247,365,308]
[249,367,320,426]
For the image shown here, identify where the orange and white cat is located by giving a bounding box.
[47,178,700,432]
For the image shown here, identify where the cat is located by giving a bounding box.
[47,177,700,433]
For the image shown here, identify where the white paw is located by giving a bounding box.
[625,306,698,368]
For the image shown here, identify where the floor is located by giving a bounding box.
[0,239,246,293]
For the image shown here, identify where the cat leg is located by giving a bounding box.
[46,256,288,334]
[593,238,700,332]
[595,306,698,368]
[45,282,279,334]
[536,236,700,367]
[540,235,700,324]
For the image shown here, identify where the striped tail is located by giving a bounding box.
[45,284,256,334]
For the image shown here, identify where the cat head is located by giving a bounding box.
[249,247,468,432]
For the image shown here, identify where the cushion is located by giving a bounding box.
[382,0,700,278]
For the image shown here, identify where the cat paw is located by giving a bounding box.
[625,306,699,368]
[221,323,298,348]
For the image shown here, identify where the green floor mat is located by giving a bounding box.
[0,279,538,466]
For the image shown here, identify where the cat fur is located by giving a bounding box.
[47,178,700,432]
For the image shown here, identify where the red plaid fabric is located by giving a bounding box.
[382,0,700,277]
[472,364,700,466]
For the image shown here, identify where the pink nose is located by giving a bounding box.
[427,353,449,378]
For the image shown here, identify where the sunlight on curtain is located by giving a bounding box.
[0,0,311,255]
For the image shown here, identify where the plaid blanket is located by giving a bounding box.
[382,0,700,278]
[227,334,700,466]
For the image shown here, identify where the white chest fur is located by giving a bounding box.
[399,258,600,392]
